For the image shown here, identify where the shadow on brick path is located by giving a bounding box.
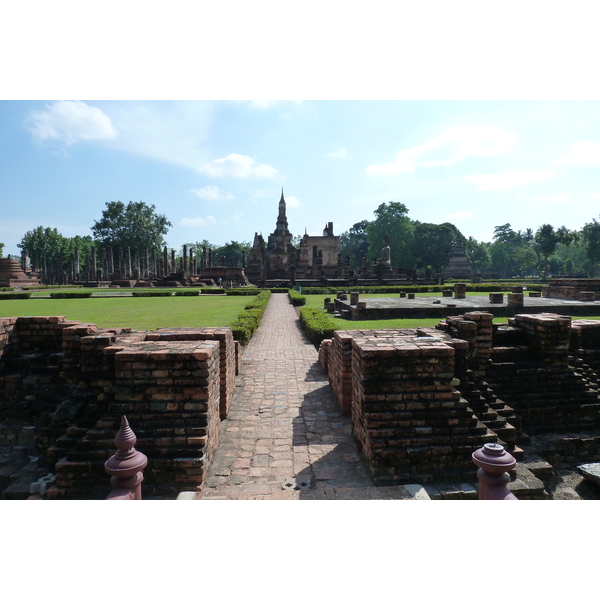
[199,293,415,500]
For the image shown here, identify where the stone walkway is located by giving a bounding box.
[199,294,417,500]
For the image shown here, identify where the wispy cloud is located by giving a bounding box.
[231,211,245,221]
[180,215,217,226]
[444,211,474,219]
[325,147,348,159]
[198,154,278,178]
[285,195,302,208]
[189,186,234,200]
[26,100,117,145]
[533,193,572,203]
[464,170,554,190]
[556,141,600,165]
[366,126,517,176]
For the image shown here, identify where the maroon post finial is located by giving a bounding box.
[472,443,518,500]
[105,416,148,500]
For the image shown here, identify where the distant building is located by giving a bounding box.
[245,189,340,284]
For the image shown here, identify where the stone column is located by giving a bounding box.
[92,247,97,281]
[108,246,114,278]
[171,250,176,273]
[126,247,132,279]
[163,246,169,276]
[102,247,107,280]
[73,246,80,280]
[183,245,188,276]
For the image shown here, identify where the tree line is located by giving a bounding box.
[340,202,600,278]
[7,199,600,278]
[13,201,250,275]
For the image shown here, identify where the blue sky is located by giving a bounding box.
[2,99,600,257]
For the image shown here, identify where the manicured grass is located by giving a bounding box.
[0,295,250,329]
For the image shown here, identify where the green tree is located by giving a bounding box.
[91,201,172,255]
[0,241,4,258]
[465,237,492,274]
[366,202,415,270]
[411,222,457,272]
[340,220,371,268]
[582,218,600,275]
[18,226,69,271]
[214,240,251,267]
[515,245,538,277]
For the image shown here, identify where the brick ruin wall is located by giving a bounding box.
[320,311,600,485]
[0,316,235,499]
[543,278,600,301]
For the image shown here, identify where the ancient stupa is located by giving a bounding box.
[0,257,40,288]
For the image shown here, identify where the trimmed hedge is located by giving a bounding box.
[288,289,306,306]
[299,308,336,347]
[0,287,14,292]
[225,289,261,296]
[23,285,83,290]
[174,290,200,296]
[49,292,92,299]
[0,292,31,300]
[132,290,172,297]
[230,290,271,344]
[201,288,226,294]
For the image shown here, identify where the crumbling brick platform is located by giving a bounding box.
[0,315,235,499]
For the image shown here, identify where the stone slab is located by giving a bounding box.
[576,462,600,486]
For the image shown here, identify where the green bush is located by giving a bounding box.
[225,289,261,296]
[288,289,306,306]
[49,292,92,299]
[201,288,226,294]
[230,290,272,344]
[0,287,14,292]
[0,292,31,300]
[174,290,200,296]
[299,308,336,346]
[23,285,83,290]
[131,290,172,297]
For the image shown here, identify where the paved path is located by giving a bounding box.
[200,294,414,500]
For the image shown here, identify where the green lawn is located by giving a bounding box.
[0,295,249,329]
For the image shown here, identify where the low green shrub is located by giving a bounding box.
[299,308,336,346]
[225,289,261,296]
[131,290,172,297]
[49,292,92,299]
[288,289,306,306]
[201,288,226,294]
[174,290,200,296]
[230,290,272,344]
[0,292,31,300]
[0,287,14,292]
[24,285,83,290]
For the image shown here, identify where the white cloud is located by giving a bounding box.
[444,211,474,219]
[180,215,217,226]
[26,100,117,145]
[285,195,302,208]
[590,192,600,199]
[464,170,554,190]
[189,186,234,200]
[197,154,278,178]
[534,193,572,203]
[180,217,207,226]
[231,212,245,221]
[325,147,348,159]
[556,141,600,165]
[366,125,517,176]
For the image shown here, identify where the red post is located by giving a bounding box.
[472,443,518,500]
[105,415,148,500]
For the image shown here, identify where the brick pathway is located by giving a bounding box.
[199,294,415,500]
